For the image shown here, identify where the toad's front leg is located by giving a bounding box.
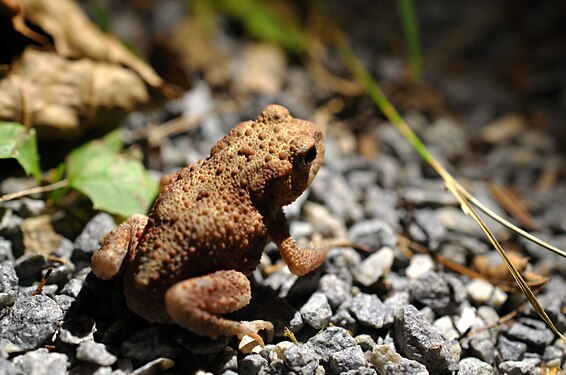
[165,270,274,346]
[268,209,328,276]
[91,214,148,280]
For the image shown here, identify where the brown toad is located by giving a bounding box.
[91,104,326,345]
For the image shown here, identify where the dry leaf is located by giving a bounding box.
[0,0,48,44]
[235,43,287,95]
[17,0,166,90]
[480,114,526,144]
[488,182,539,230]
[170,18,230,86]
[472,252,548,292]
[0,48,149,138]
[20,214,62,256]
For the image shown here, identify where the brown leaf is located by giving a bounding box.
[0,0,48,44]
[234,43,287,95]
[472,252,548,292]
[488,182,539,230]
[18,0,167,91]
[170,18,230,87]
[0,48,149,138]
[480,114,526,144]
[20,214,62,257]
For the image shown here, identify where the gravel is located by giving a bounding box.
[0,261,18,308]
[458,357,494,375]
[12,348,68,374]
[0,295,63,351]
[300,292,333,330]
[1,11,564,372]
[506,318,555,347]
[393,305,461,373]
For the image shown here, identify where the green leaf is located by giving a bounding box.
[0,122,41,180]
[216,0,307,53]
[66,130,158,217]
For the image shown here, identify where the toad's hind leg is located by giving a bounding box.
[165,270,274,346]
[91,214,148,280]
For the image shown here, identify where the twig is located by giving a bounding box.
[33,268,53,296]
[0,179,68,202]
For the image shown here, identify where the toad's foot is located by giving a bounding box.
[165,270,273,346]
[91,214,148,280]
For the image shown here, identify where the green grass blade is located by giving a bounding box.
[397,0,423,81]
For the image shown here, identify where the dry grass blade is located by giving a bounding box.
[459,187,566,259]
[331,28,566,342]
[0,179,68,202]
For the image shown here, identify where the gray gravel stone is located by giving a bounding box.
[364,186,400,230]
[0,295,63,350]
[300,292,332,330]
[289,310,304,333]
[329,345,366,374]
[393,305,461,373]
[238,353,267,375]
[310,168,364,223]
[74,213,116,253]
[77,340,117,366]
[283,344,319,374]
[0,237,14,262]
[13,348,68,374]
[306,326,357,363]
[507,318,555,347]
[54,294,75,314]
[347,293,391,330]
[53,237,75,260]
[469,338,496,364]
[60,267,90,298]
[432,316,459,341]
[347,219,397,251]
[318,274,351,309]
[498,360,541,375]
[354,246,394,287]
[370,344,428,375]
[0,261,18,308]
[405,254,434,279]
[413,209,447,249]
[2,198,45,218]
[0,209,22,235]
[458,356,493,374]
[324,248,360,283]
[121,327,182,361]
[409,271,453,315]
[498,335,527,361]
[0,357,19,375]
[543,345,563,363]
[331,304,359,333]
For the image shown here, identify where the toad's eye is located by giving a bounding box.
[299,146,317,166]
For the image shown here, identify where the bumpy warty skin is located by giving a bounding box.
[96,104,325,323]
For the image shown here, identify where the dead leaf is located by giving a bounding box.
[480,114,526,144]
[20,214,62,256]
[488,182,539,230]
[235,42,287,95]
[17,0,167,91]
[0,0,48,44]
[0,48,149,138]
[170,18,230,87]
[472,252,548,292]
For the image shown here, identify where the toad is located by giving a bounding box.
[91,105,326,346]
